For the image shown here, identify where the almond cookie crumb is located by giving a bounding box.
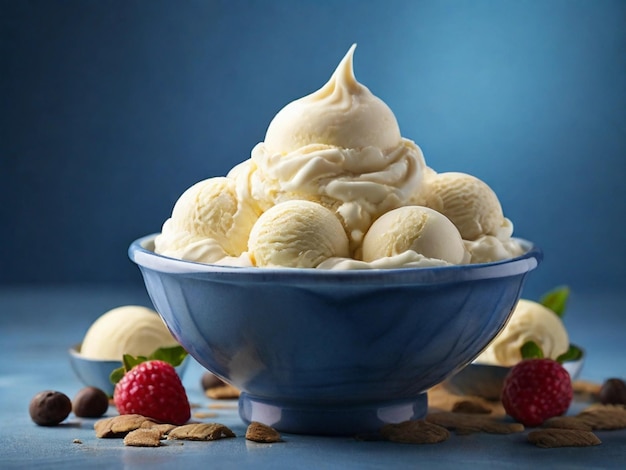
[245,421,283,443]
[572,380,602,401]
[94,414,155,438]
[205,384,241,400]
[542,416,592,431]
[140,421,177,435]
[452,400,492,414]
[192,411,219,419]
[167,423,236,441]
[124,428,162,447]
[426,412,524,434]
[380,420,450,444]
[528,429,601,448]
[577,404,626,430]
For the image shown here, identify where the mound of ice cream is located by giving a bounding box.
[155,177,259,266]
[80,306,180,361]
[249,200,349,268]
[362,206,468,265]
[154,44,525,269]
[415,172,524,263]
[474,299,570,367]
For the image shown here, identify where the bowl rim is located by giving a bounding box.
[129,234,542,286]
[68,344,124,365]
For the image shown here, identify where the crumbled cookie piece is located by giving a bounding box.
[167,423,236,441]
[542,416,592,431]
[245,421,283,443]
[380,420,450,444]
[140,421,177,435]
[452,400,492,415]
[577,404,626,430]
[528,429,601,448]
[425,412,524,434]
[572,380,602,401]
[124,428,162,447]
[192,411,219,420]
[94,414,154,438]
[205,384,240,400]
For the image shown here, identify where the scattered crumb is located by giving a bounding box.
[528,428,601,448]
[193,411,219,419]
[245,422,282,443]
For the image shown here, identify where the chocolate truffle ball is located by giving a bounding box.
[29,390,72,426]
[72,386,109,417]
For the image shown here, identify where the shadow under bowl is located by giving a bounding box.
[129,234,542,435]
[444,349,585,401]
[68,344,189,397]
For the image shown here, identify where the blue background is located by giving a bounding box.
[2,0,625,298]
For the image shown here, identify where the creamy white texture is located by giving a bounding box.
[242,45,426,252]
[474,299,569,366]
[362,206,469,265]
[248,200,349,268]
[464,231,525,264]
[416,171,524,263]
[80,306,179,361]
[318,250,452,270]
[155,177,260,263]
[264,44,401,154]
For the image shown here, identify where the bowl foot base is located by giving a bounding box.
[238,392,428,436]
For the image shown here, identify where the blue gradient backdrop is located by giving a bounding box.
[2,0,625,298]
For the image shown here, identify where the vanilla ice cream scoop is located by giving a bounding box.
[248,200,350,268]
[474,299,569,367]
[245,44,426,252]
[80,306,179,361]
[362,205,468,265]
[419,172,505,241]
[264,44,401,154]
[155,177,260,263]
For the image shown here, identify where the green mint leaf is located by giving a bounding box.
[539,285,570,318]
[110,366,126,386]
[556,344,584,363]
[109,354,147,385]
[123,353,148,371]
[521,341,544,359]
[148,345,188,367]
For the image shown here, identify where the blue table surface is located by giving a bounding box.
[1,285,624,469]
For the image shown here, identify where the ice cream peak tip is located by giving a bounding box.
[263,44,402,155]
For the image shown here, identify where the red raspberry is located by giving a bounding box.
[501,358,573,427]
[113,360,190,425]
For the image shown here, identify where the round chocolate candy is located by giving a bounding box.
[29,390,72,426]
[72,386,109,418]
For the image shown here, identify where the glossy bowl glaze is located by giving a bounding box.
[444,348,585,401]
[68,344,189,397]
[129,234,542,435]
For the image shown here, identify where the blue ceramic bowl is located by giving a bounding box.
[68,344,189,397]
[129,234,541,435]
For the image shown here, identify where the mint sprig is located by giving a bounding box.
[520,341,544,360]
[539,285,570,318]
[110,345,188,385]
[556,344,584,363]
